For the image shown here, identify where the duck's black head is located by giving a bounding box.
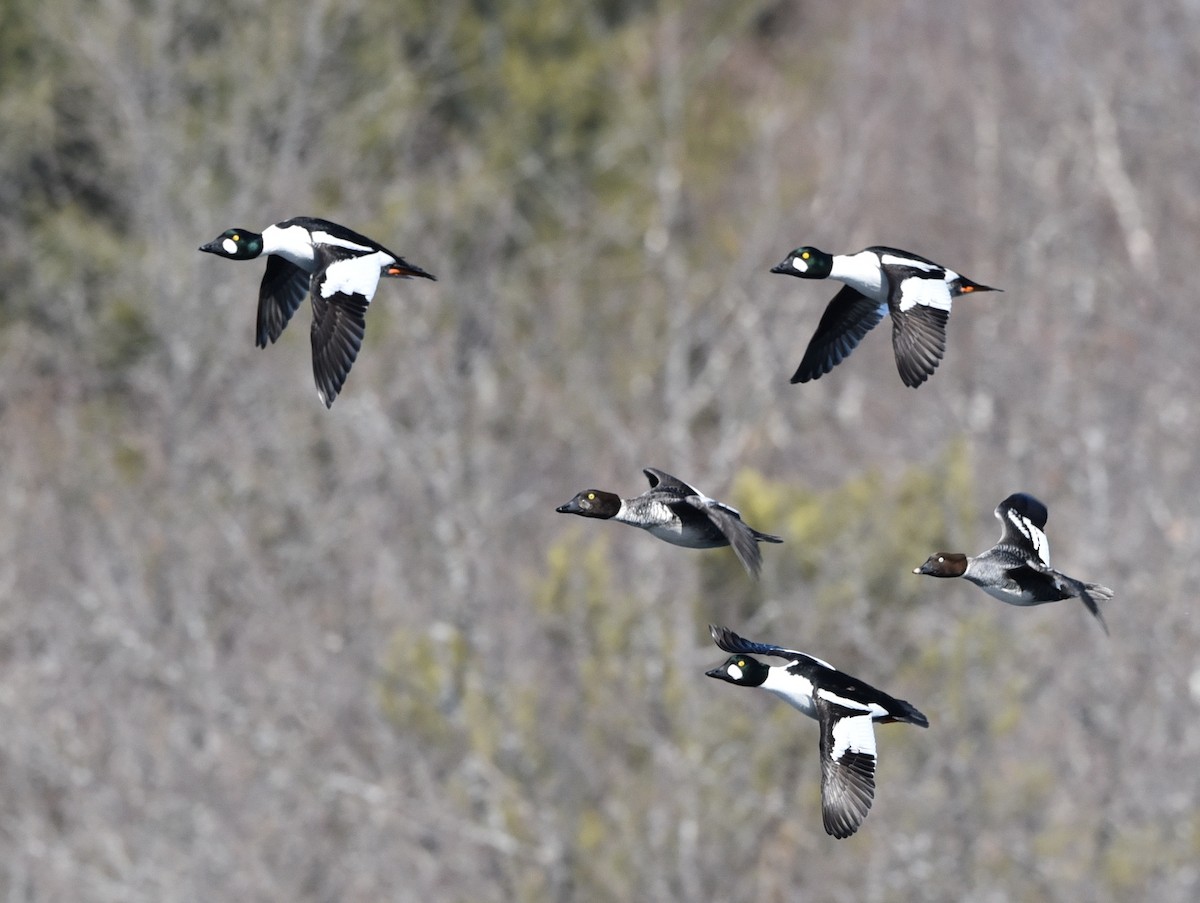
[770,246,833,279]
[705,654,770,687]
[913,552,968,578]
[555,489,622,520]
[199,228,264,261]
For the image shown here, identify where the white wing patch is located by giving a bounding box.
[829,712,878,763]
[319,253,386,300]
[896,276,954,313]
[817,688,886,719]
[1008,509,1052,566]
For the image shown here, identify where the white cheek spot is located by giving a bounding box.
[222,238,238,255]
[792,257,808,273]
[727,663,743,680]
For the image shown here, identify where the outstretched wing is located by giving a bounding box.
[995,493,1051,566]
[257,255,311,347]
[643,467,699,496]
[310,291,369,409]
[689,499,763,578]
[816,697,878,839]
[708,625,833,669]
[889,305,948,388]
[309,247,384,408]
[791,286,886,384]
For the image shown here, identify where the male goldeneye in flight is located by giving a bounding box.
[770,245,997,388]
[199,216,434,406]
[705,625,928,839]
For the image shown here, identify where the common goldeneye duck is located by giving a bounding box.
[705,625,928,839]
[554,467,783,578]
[770,245,998,388]
[199,217,434,407]
[913,492,1115,633]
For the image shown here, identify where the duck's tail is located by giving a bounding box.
[887,698,930,729]
[1079,582,1115,635]
[953,276,1000,295]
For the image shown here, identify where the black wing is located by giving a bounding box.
[308,247,381,408]
[791,286,886,384]
[708,625,828,667]
[310,291,369,409]
[256,255,311,347]
[643,467,699,497]
[890,304,948,388]
[995,493,1051,565]
[689,500,760,577]
[997,492,1049,529]
[816,697,877,839]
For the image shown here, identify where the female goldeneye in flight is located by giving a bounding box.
[199,217,435,406]
[555,468,783,578]
[770,245,998,388]
[705,625,928,839]
[913,492,1115,633]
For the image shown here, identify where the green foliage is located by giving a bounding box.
[719,443,976,627]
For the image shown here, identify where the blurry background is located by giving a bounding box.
[1,0,1197,899]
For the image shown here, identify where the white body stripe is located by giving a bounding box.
[311,229,378,255]
[829,251,886,300]
[880,252,939,272]
[318,251,388,300]
[816,688,888,720]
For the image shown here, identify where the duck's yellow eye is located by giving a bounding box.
[737,659,745,668]
[801,251,810,260]
[587,492,595,500]
[231,233,240,241]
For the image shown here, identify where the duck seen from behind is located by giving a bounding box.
[199,216,435,407]
[770,245,998,388]
[705,625,929,839]
[914,492,1114,633]
[555,468,782,578]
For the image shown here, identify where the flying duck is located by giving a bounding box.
[914,492,1114,633]
[555,468,782,578]
[199,216,435,406]
[770,245,998,388]
[705,624,928,839]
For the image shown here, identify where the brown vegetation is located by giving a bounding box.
[1,0,1197,900]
